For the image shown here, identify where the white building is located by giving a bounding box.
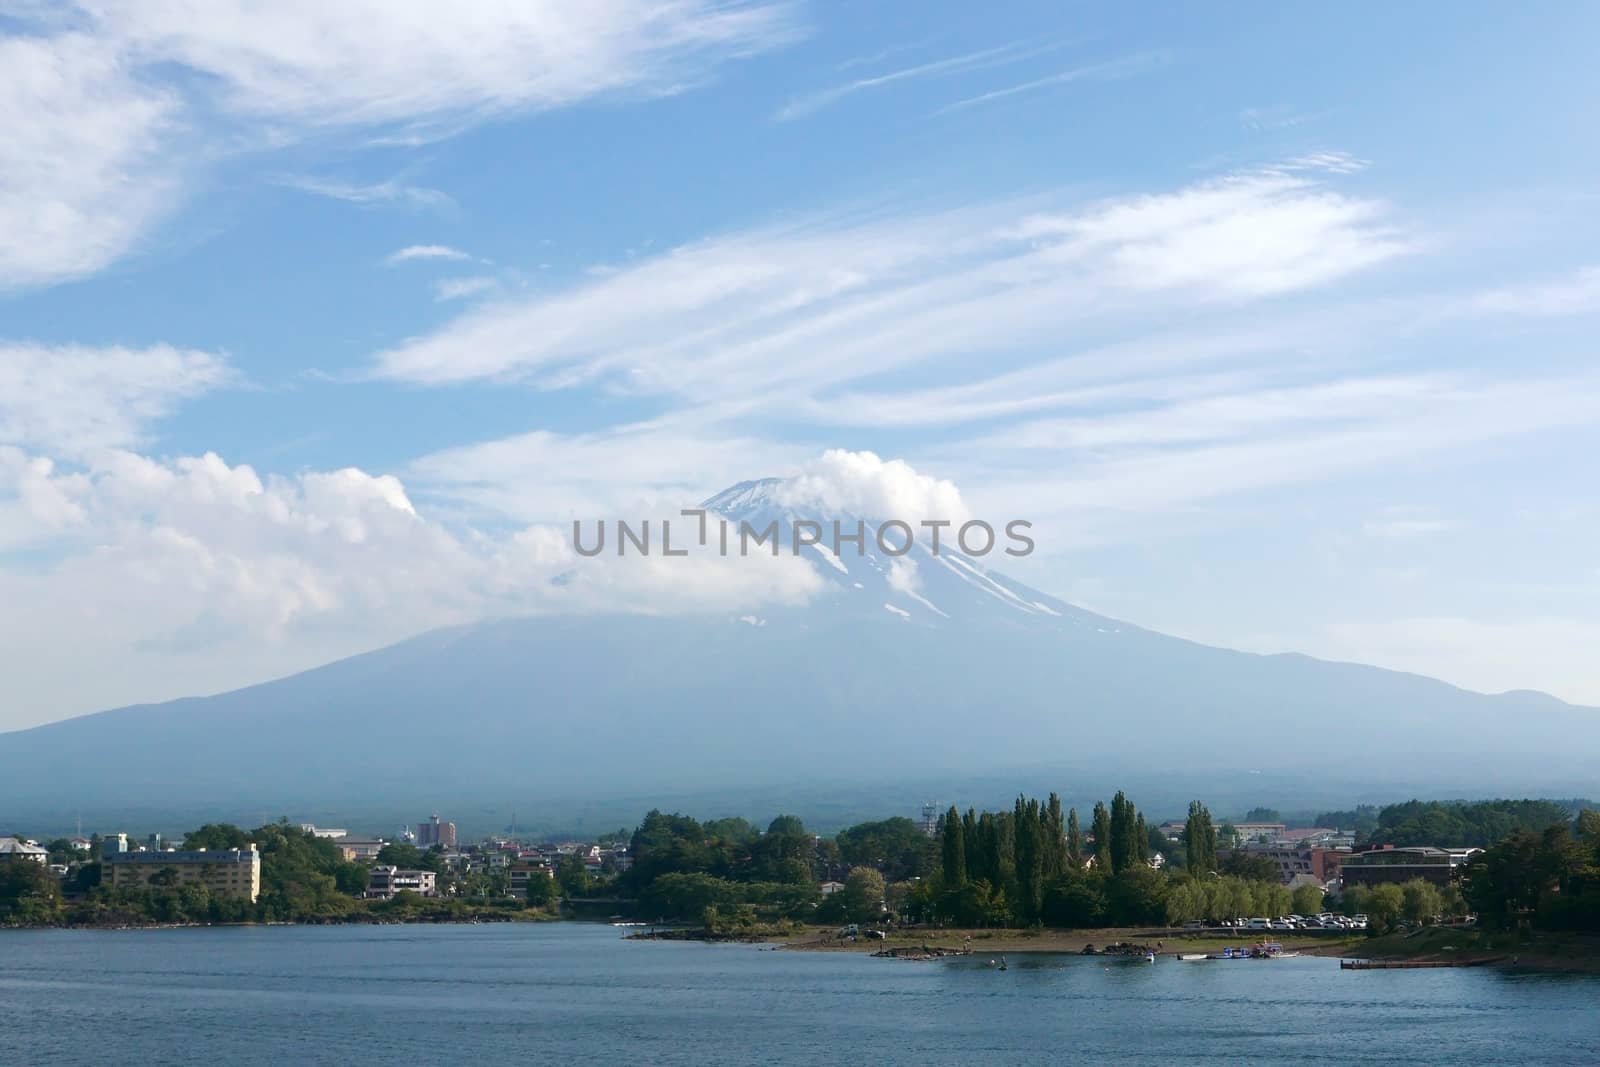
[366,866,437,899]
[0,837,48,863]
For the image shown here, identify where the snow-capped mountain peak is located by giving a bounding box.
[701,478,1110,633]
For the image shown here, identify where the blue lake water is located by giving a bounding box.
[2,924,1597,1065]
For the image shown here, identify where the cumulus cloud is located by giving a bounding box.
[774,449,971,525]
[0,342,232,456]
[0,444,824,726]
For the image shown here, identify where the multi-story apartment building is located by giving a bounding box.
[103,845,262,902]
[365,866,437,899]
[1339,846,1483,888]
[416,814,457,849]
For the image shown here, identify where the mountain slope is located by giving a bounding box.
[2,479,1596,830]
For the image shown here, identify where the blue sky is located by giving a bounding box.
[4,2,1600,728]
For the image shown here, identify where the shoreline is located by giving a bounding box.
[13,917,1600,973]
[774,926,1362,956]
[0,910,564,933]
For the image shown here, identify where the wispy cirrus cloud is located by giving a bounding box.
[0,0,802,289]
[433,276,499,302]
[932,52,1170,115]
[1470,266,1600,317]
[277,174,455,211]
[775,39,1051,120]
[372,157,1407,404]
[385,244,472,265]
[0,33,182,289]
[0,342,232,457]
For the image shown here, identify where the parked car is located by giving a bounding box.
[1246,917,1272,930]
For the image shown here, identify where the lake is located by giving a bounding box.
[2,924,1596,1064]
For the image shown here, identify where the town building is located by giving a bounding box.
[299,824,348,839]
[0,837,49,863]
[102,833,128,855]
[416,814,457,849]
[334,838,388,862]
[1339,846,1483,887]
[366,866,437,899]
[104,845,262,902]
[1218,844,1349,885]
[1227,822,1288,844]
[508,861,553,901]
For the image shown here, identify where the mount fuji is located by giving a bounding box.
[2,477,1596,834]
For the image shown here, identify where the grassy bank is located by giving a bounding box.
[1309,926,1600,972]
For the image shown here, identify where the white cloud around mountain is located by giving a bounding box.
[774,449,971,526]
[0,443,825,726]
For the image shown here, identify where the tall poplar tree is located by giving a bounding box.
[1091,802,1112,869]
[1066,808,1084,868]
[1184,801,1216,873]
[941,805,966,887]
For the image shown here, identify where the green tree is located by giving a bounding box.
[1091,803,1112,869]
[1147,822,1173,865]
[1400,878,1443,924]
[0,859,60,922]
[838,825,934,883]
[1066,808,1083,868]
[1108,792,1131,874]
[1291,883,1325,916]
[1366,883,1405,933]
[941,806,966,888]
[1219,851,1278,883]
[766,814,806,837]
[1185,801,1217,873]
[840,867,886,923]
[556,854,591,897]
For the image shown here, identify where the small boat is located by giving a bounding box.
[998,955,1008,971]
[1145,952,1156,964]
[1206,946,1255,960]
[1176,953,1209,961]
